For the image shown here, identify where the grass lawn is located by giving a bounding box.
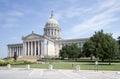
[8,60,120,71]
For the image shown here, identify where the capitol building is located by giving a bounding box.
[7,11,88,58]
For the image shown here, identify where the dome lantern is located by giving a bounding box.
[50,10,54,18]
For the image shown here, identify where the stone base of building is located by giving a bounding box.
[17,56,38,62]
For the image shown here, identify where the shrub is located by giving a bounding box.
[0,58,34,66]
[0,59,7,66]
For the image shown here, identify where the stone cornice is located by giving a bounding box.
[60,38,89,42]
[7,43,23,46]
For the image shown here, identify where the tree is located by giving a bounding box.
[117,36,120,59]
[83,40,95,60]
[83,30,119,64]
[99,34,119,64]
[59,45,69,59]
[59,44,82,61]
[117,36,120,44]
[68,44,81,61]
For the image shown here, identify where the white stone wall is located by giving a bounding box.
[43,39,55,57]
[48,41,55,57]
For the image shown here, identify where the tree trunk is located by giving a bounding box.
[102,58,104,62]
[90,56,93,60]
[109,59,111,65]
[75,58,77,62]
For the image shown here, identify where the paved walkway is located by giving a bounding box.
[0,68,120,79]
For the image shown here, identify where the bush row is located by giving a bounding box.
[0,58,34,66]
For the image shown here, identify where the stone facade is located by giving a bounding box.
[7,11,88,58]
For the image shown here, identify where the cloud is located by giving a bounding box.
[0,10,24,28]
[56,7,92,20]
[7,11,24,17]
[112,31,120,39]
[10,37,18,40]
[97,0,118,9]
[62,0,120,38]
[0,0,10,6]
[1,23,19,28]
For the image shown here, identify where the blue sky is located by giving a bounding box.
[0,0,120,58]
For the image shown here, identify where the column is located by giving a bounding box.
[11,47,12,57]
[52,29,53,36]
[47,29,49,36]
[17,47,18,56]
[53,29,55,36]
[19,46,21,56]
[8,47,11,57]
[8,47,10,57]
[20,46,22,56]
[47,29,48,36]
[28,41,30,56]
[34,41,36,56]
[50,29,51,36]
[26,42,28,56]
[41,40,44,56]
[17,47,18,55]
[31,41,33,56]
[24,42,27,56]
[38,41,40,56]
[36,41,38,55]
[39,40,42,55]
[57,30,59,36]
[18,46,20,56]
[54,29,56,36]
[12,47,13,56]
[40,40,42,56]
[13,47,15,56]
[16,47,17,56]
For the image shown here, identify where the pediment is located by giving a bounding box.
[22,33,43,40]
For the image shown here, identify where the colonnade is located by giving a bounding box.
[46,28,60,37]
[23,40,43,56]
[8,45,23,57]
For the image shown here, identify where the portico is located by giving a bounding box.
[22,31,44,57]
[23,41,41,56]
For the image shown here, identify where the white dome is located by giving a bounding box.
[46,18,59,25]
[45,11,59,27]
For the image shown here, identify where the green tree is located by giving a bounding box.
[59,44,82,61]
[117,36,120,59]
[83,40,95,60]
[83,30,119,64]
[59,45,68,59]
[68,44,81,61]
[117,36,120,44]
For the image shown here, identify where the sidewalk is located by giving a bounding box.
[0,68,120,79]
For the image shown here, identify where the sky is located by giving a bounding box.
[0,0,120,58]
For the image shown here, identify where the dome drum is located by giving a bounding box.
[45,23,59,28]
